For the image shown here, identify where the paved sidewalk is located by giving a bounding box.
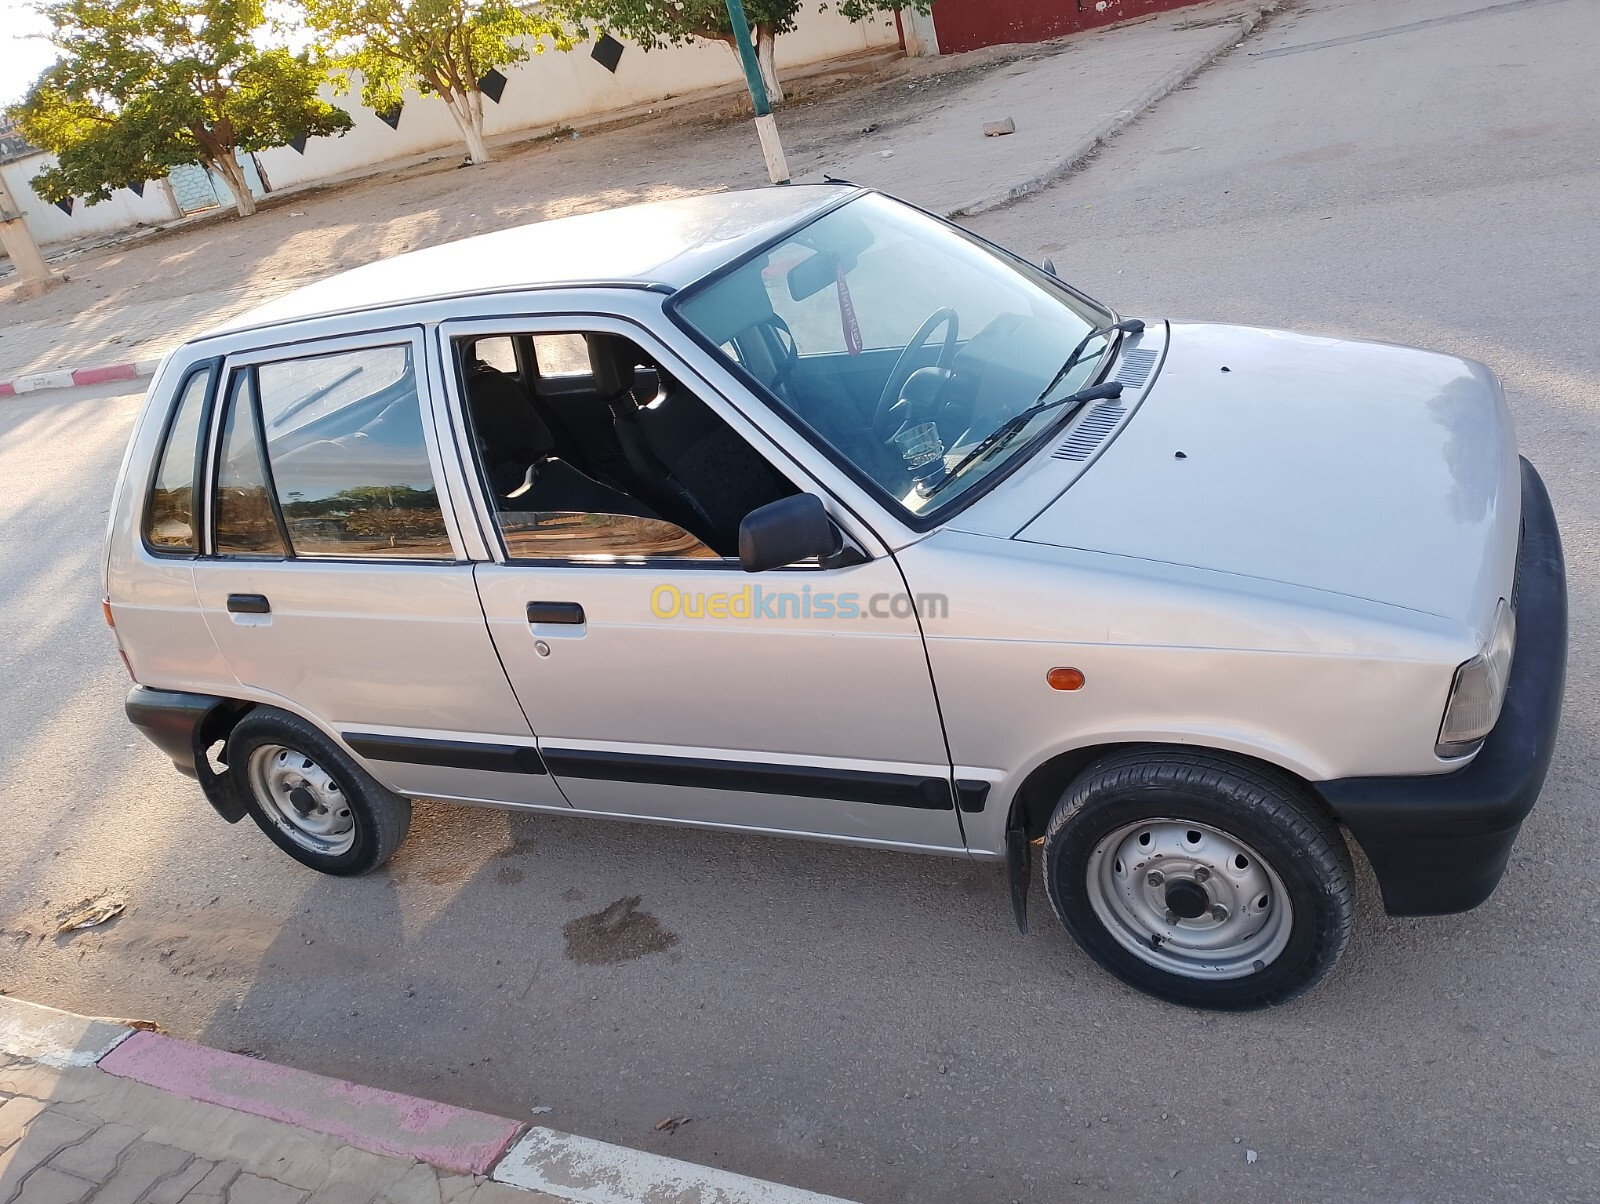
[800,0,1274,214]
[0,998,848,1204]
[0,0,1275,391]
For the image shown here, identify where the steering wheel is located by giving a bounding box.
[872,308,960,442]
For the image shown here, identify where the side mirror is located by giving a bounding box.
[739,494,843,573]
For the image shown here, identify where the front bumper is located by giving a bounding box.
[1317,457,1566,915]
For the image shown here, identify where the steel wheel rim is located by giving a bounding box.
[247,744,355,856]
[1085,818,1293,981]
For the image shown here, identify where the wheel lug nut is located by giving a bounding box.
[1164,911,1178,925]
[1211,904,1229,921]
[1147,871,1165,887]
[1193,867,1210,883]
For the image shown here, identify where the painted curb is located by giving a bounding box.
[99,1031,524,1176]
[0,996,135,1069]
[493,1128,854,1204]
[0,356,161,399]
[0,996,861,1203]
[943,1,1283,218]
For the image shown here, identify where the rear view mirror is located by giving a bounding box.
[739,494,841,573]
[786,211,876,301]
[787,251,837,302]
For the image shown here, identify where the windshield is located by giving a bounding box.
[673,193,1112,517]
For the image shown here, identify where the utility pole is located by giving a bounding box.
[0,171,60,298]
[723,0,790,185]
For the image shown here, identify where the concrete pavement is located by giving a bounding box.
[801,0,1277,215]
[0,0,1274,390]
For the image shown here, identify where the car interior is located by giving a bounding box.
[671,208,1102,510]
[456,333,796,558]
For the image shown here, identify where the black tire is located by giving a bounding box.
[226,707,411,876]
[1043,748,1353,1010]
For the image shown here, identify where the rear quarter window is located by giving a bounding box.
[143,365,215,554]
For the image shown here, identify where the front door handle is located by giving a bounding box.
[526,601,585,625]
[227,593,271,615]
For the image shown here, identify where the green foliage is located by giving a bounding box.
[302,0,573,114]
[281,484,441,516]
[554,0,932,48]
[8,0,352,207]
[830,0,931,21]
[553,0,799,49]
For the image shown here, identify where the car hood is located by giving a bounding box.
[1013,323,1521,630]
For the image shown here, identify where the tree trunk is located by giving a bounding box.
[442,90,492,164]
[211,151,257,217]
[755,26,785,105]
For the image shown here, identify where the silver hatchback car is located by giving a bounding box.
[105,186,1566,1009]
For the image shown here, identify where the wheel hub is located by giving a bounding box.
[1164,879,1209,920]
[247,744,355,856]
[1085,819,1295,981]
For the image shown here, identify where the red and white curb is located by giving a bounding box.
[0,995,850,1204]
[0,356,162,397]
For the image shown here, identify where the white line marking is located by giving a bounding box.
[0,996,134,1068]
[493,1127,856,1204]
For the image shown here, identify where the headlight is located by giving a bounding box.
[1436,600,1516,757]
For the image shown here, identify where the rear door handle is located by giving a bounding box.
[526,601,585,625]
[227,593,271,615]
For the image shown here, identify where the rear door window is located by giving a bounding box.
[532,333,591,378]
[255,344,452,560]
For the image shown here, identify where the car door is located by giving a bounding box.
[444,316,965,852]
[189,328,567,810]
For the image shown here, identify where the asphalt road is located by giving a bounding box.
[3,0,1599,1200]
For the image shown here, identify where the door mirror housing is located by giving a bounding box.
[739,494,845,573]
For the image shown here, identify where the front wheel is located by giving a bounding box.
[226,707,411,876]
[1043,749,1354,1010]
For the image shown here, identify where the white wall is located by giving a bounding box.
[4,9,899,252]
[257,10,899,191]
[1,154,178,247]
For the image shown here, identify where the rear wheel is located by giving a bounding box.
[1043,749,1353,1009]
[227,708,410,876]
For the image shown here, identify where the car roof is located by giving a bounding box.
[210,185,856,338]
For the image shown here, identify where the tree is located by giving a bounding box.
[555,0,931,105]
[557,0,797,103]
[8,0,352,218]
[301,0,573,166]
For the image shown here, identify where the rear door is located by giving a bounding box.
[189,329,566,809]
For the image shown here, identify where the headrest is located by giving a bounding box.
[586,333,638,399]
[465,365,555,463]
[631,366,662,408]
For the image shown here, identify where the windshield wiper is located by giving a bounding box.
[918,380,1124,500]
[1032,318,1145,408]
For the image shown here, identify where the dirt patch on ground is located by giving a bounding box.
[562,896,677,965]
[0,41,1059,332]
